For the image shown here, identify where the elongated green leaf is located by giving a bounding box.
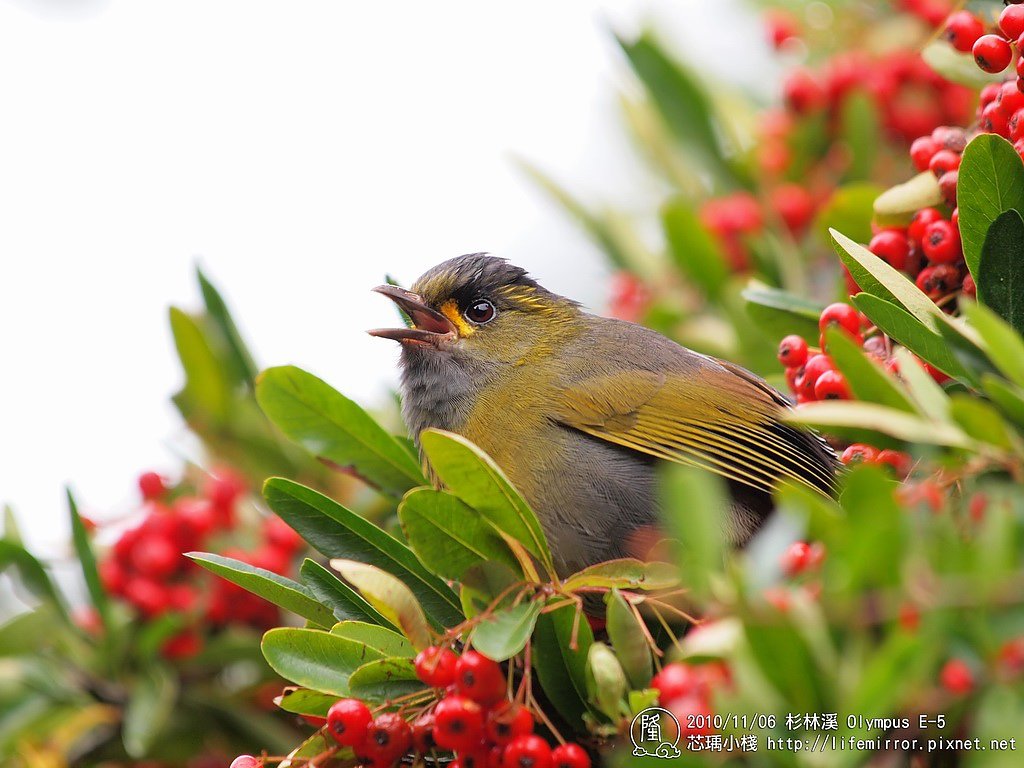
[299,559,392,628]
[852,294,967,380]
[823,329,917,413]
[196,267,259,388]
[0,607,59,656]
[818,183,884,242]
[977,210,1024,335]
[261,628,386,696]
[662,199,729,299]
[331,560,432,650]
[983,375,1024,429]
[257,366,426,496]
[123,665,177,758]
[330,622,414,658]
[347,658,424,702]
[606,589,652,689]
[562,559,679,593]
[532,603,595,729]
[840,95,879,182]
[169,307,230,421]
[586,642,627,720]
[787,402,972,448]
[832,229,941,328]
[660,465,726,603]
[892,348,949,420]
[949,395,1015,451]
[0,540,68,620]
[276,688,338,718]
[873,172,942,220]
[742,284,824,341]
[264,479,461,628]
[66,489,110,631]
[188,552,334,628]
[470,600,543,661]
[964,302,1024,388]
[460,561,520,619]
[617,33,738,186]
[419,430,553,575]
[958,134,1024,279]
[398,488,518,580]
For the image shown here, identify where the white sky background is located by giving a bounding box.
[0,0,772,551]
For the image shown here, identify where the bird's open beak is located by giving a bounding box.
[368,285,457,344]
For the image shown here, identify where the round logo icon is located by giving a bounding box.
[629,707,683,759]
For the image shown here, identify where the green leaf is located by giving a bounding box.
[585,642,627,720]
[419,429,554,576]
[123,665,177,758]
[786,401,973,449]
[948,395,1015,451]
[264,478,461,628]
[330,621,414,658]
[0,607,60,656]
[606,589,653,689]
[459,560,521,619]
[959,134,1024,280]
[276,688,338,718]
[0,540,68,620]
[892,348,949,420]
[470,600,543,662]
[921,40,1005,88]
[299,559,393,628]
[832,229,942,329]
[256,366,426,496]
[659,464,726,603]
[331,560,432,650]
[261,627,385,696]
[66,488,110,632]
[398,488,518,580]
[977,210,1024,335]
[817,183,884,243]
[532,603,595,729]
[347,658,424,702]
[964,301,1024,388]
[742,284,824,341]
[852,294,967,380]
[823,328,917,413]
[196,267,259,388]
[873,172,942,220]
[188,552,334,628]
[983,375,1024,429]
[617,33,739,186]
[662,199,729,299]
[839,95,879,182]
[562,559,679,593]
[169,306,231,421]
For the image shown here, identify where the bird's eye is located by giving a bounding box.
[465,299,496,325]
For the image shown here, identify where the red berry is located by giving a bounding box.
[981,102,1010,137]
[877,449,912,476]
[363,712,413,767]
[503,735,552,768]
[869,231,910,270]
[819,302,861,339]
[550,743,591,768]
[796,354,834,400]
[415,646,460,687]
[327,698,373,747]
[124,578,170,617]
[932,126,968,153]
[99,558,127,595]
[771,183,815,235]
[783,69,824,114]
[916,264,961,300]
[909,135,940,171]
[921,220,961,264]
[1000,4,1024,40]
[161,627,203,660]
[999,81,1024,115]
[781,541,826,576]
[434,695,485,752]
[765,10,799,49]
[204,468,245,511]
[777,335,809,368]
[938,170,959,206]
[651,663,699,702]
[138,471,167,501]
[666,695,716,737]
[813,369,851,400]
[962,272,977,297]
[980,82,1003,109]
[940,659,974,696]
[230,757,260,768]
[997,637,1024,677]
[486,704,534,746]
[974,35,1013,74]
[943,11,985,52]
[455,650,506,706]
[841,444,879,465]
[412,713,437,754]
[928,149,960,178]
[1009,109,1024,142]
[908,208,943,246]
[131,534,180,578]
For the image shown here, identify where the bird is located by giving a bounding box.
[370,254,837,576]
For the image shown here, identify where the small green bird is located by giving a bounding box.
[371,254,837,576]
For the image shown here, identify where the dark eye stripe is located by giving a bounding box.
[465,299,496,324]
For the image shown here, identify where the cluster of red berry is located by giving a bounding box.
[94,469,303,658]
[944,3,1024,93]
[300,648,593,768]
[649,659,732,740]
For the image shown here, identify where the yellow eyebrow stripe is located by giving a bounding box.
[440,299,474,337]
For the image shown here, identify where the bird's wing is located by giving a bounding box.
[554,366,836,496]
